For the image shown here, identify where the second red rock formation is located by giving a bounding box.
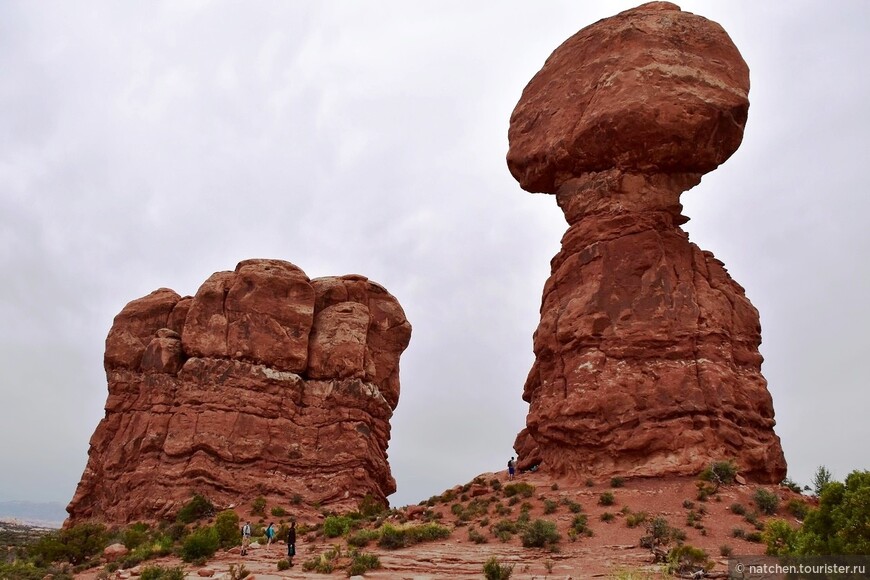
[508,3,786,482]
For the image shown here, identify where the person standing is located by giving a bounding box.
[265,522,275,546]
[508,456,516,480]
[241,521,252,556]
[287,521,297,566]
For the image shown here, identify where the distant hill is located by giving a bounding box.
[0,501,66,527]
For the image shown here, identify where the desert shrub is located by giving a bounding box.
[250,496,266,516]
[682,499,695,510]
[377,523,450,550]
[291,493,303,505]
[543,499,558,515]
[213,510,240,548]
[468,527,487,544]
[571,514,590,536]
[226,563,250,580]
[0,562,74,580]
[180,527,219,562]
[732,527,746,539]
[490,519,517,542]
[347,528,379,548]
[787,499,809,520]
[611,477,625,488]
[598,492,615,506]
[626,511,647,528]
[781,477,803,493]
[551,483,559,491]
[639,517,683,549]
[140,565,185,580]
[699,460,738,485]
[270,506,287,517]
[483,556,513,580]
[666,544,711,576]
[176,494,214,524]
[358,493,386,518]
[276,559,290,571]
[347,552,381,576]
[503,482,535,498]
[696,481,717,501]
[520,519,560,549]
[719,544,733,557]
[490,479,503,491]
[600,512,615,522]
[323,516,354,538]
[730,502,747,516]
[29,522,108,566]
[120,523,150,550]
[746,531,763,543]
[753,489,780,515]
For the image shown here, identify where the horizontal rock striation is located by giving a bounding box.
[68,259,411,524]
[508,3,786,482]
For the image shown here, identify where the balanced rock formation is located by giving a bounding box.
[68,259,411,524]
[508,3,786,482]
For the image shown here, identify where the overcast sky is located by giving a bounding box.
[1,1,867,511]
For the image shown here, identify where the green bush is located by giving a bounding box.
[29,522,108,566]
[753,489,780,515]
[468,527,488,544]
[787,499,809,520]
[730,502,747,516]
[795,469,870,555]
[140,565,185,580]
[213,510,240,548]
[277,559,290,571]
[323,515,355,538]
[121,523,150,550]
[639,517,682,549]
[377,523,450,550]
[699,460,738,485]
[763,519,797,555]
[600,512,615,523]
[666,544,711,576]
[503,482,535,498]
[347,528,379,548]
[483,556,514,580]
[626,511,647,528]
[543,499,558,515]
[610,477,625,488]
[0,562,74,580]
[520,519,560,549]
[571,514,590,535]
[719,544,733,557]
[781,477,803,493]
[251,496,266,516]
[358,493,386,518]
[176,494,214,524]
[598,492,615,506]
[271,506,287,517]
[180,527,219,562]
[347,552,381,576]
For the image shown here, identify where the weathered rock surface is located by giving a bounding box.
[67,259,411,524]
[508,3,786,482]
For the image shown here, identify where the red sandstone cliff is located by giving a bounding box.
[68,259,411,524]
[508,2,786,482]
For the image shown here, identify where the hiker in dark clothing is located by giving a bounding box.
[287,521,297,566]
